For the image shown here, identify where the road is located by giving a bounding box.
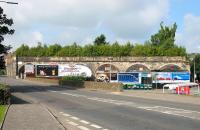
[1,77,200,130]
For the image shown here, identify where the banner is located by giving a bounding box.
[25,64,34,74]
[58,64,92,77]
[118,73,139,83]
[172,72,190,81]
[152,72,190,83]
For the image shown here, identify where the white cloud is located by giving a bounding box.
[176,14,200,53]
[1,0,170,50]
[31,31,43,43]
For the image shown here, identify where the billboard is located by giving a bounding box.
[172,72,190,82]
[58,64,92,77]
[36,65,58,77]
[152,72,190,83]
[25,64,34,74]
[118,73,139,83]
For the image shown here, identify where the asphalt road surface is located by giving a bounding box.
[1,77,200,130]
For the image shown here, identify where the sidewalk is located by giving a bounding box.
[2,104,65,130]
[111,89,200,105]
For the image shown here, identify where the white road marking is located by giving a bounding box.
[77,126,90,130]
[70,116,80,120]
[80,120,90,124]
[63,113,71,117]
[49,90,58,92]
[90,124,102,129]
[68,121,79,126]
[59,92,200,120]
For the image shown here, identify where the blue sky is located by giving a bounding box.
[1,0,200,53]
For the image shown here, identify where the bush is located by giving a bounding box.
[60,76,86,82]
[0,69,6,75]
[59,76,86,86]
[0,84,10,105]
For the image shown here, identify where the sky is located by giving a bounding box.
[1,0,200,53]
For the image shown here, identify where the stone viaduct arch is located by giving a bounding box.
[5,56,190,79]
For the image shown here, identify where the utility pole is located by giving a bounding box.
[194,55,196,82]
[108,57,113,82]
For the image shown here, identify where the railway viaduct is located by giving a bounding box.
[5,55,190,79]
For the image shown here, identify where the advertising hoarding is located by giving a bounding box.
[172,72,190,82]
[58,64,92,77]
[25,64,34,74]
[36,65,58,77]
[118,73,139,83]
[153,72,190,83]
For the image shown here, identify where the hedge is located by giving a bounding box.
[0,70,6,75]
[0,84,10,105]
[59,76,86,87]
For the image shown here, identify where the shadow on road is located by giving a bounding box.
[11,95,30,104]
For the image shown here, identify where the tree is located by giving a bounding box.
[151,22,177,46]
[94,34,108,45]
[0,6,14,69]
[190,54,200,82]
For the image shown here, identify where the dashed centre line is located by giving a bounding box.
[80,120,90,124]
[54,92,200,121]
[68,121,79,126]
[78,126,91,130]
[90,124,102,129]
[70,116,80,120]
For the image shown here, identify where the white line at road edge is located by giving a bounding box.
[61,112,108,130]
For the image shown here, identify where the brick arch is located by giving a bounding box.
[126,63,151,72]
[158,63,188,72]
[96,63,120,73]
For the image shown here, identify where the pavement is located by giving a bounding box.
[2,103,65,130]
[1,77,200,130]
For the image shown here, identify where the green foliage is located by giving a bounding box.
[0,7,14,69]
[190,54,200,82]
[0,83,8,90]
[0,84,10,105]
[151,22,177,46]
[15,24,187,57]
[0,69,6,75]
[94,34,108,45]
[0,105,7,122]
[60,76,86,81]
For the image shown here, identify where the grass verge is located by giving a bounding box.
[0,105,7,123]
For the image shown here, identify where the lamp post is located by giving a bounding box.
[0,1,18,4]
[194,55,196,83]
[190,55,196,82]
[108,57,113,82]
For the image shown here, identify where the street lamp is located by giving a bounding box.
[108,57,113,82]
[190,55,196,82]
[194,55,196,83]
[0,1,18,4]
